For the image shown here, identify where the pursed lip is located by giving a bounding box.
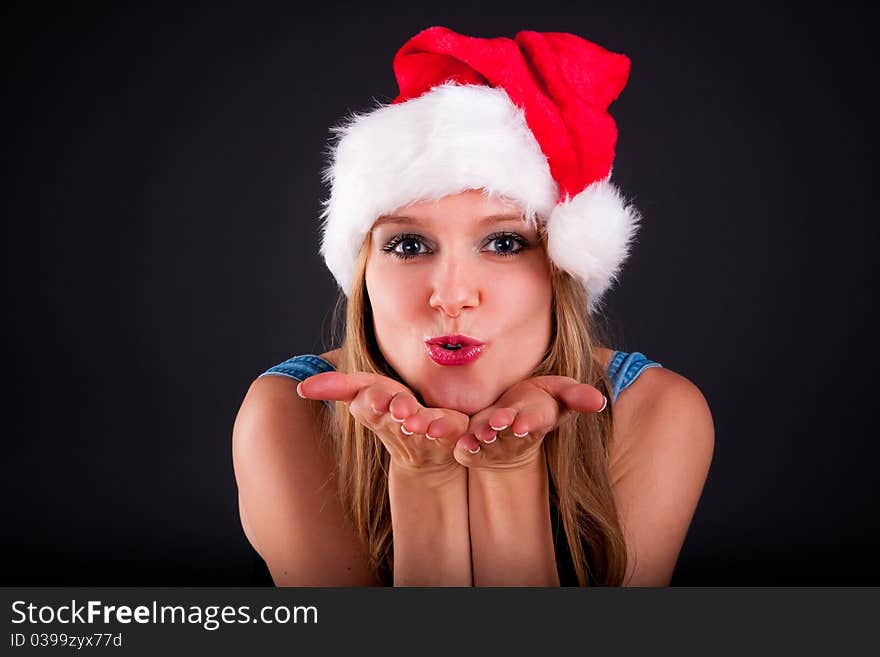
[425,334,485,346]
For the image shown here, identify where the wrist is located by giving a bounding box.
[469,445,546,478]
[389,458,465,489]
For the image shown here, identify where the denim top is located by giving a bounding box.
[256,349,662,586]
[259,350,662,407]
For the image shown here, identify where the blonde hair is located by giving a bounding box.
[318,227,627,585]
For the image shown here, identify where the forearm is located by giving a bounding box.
[468,452,560,586]
[388,462,472,586]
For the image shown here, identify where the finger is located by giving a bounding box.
[530,377,605,414]
[401,407,437,437]
[364,386,393,415]
[296,371,386,403]
[558,383,607,414]
[488,407,517,433]
[350,385,392,423]
[466,407,513,443]
[510,407,546,439]
[388,391,421,424]
[425,417,451,440]
[425,414,469,442]
[473,423,499,443]
[455,434,482,456]
[465,406,499,436]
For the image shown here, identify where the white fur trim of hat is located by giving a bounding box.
[319,83,639,313]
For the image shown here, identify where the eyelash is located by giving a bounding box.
[381,232,530,261]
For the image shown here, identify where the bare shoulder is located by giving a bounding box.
[233,374,328,468]
[320,348,342,368]
[232,373,378,586]
[606,364,715,586]
[610,365,714,469]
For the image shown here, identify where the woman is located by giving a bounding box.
[233,27,714,586]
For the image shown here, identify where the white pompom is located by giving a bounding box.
[546,179,641,313]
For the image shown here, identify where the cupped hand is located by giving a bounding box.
[454,376,608,471]
[296,371,471,474]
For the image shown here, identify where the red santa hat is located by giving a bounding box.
[319,26,640,313]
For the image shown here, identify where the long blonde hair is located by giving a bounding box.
[318,228,627,585]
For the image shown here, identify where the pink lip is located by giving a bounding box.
[425,343,485,366]
[426,334,484,347]
[424,334,486,366]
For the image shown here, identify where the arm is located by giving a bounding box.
[457,376,606,586]
[467,452,559,586]
[298,371,473,586]
[608,367,715,586]
[389,461,472,586]
[232,375,380,586]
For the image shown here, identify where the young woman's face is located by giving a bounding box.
[365,190,553,415]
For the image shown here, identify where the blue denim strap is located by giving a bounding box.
[261,351,661,409]
[606,351,663,403]
[259,355,336,411]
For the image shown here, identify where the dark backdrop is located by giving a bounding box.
[4,1,877,585]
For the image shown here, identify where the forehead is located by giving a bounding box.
[372,212,529,230]
[372,192,535,232]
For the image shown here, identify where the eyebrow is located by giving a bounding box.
[373,213,527,228]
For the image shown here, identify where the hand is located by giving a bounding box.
[296,371,471,475]
[454,376,607,471]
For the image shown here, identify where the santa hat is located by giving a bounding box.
[319,26,640,314]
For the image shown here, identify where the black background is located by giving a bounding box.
[4,1,877,585]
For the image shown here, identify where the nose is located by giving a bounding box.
[428,255,480,318]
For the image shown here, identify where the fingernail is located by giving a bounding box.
[483,433,497,444]
[400,425,414,436]
[598,395,608,413]
[425,433,437,441]
[390,414,405,423]
[468,445,481,454]
[489,424,508,431]
[296,382,306,399]
[514,431,528,438]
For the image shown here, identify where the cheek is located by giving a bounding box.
[483,265,554,368]
[365,260,424,331]
[486,264,552,314]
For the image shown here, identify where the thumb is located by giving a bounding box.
[296,371,381,403]
[531,376,606,414]
[558,383,607,414]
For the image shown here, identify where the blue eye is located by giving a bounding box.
[483,232,529,257]
[382,233,430,260]
[381,231,530,261]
